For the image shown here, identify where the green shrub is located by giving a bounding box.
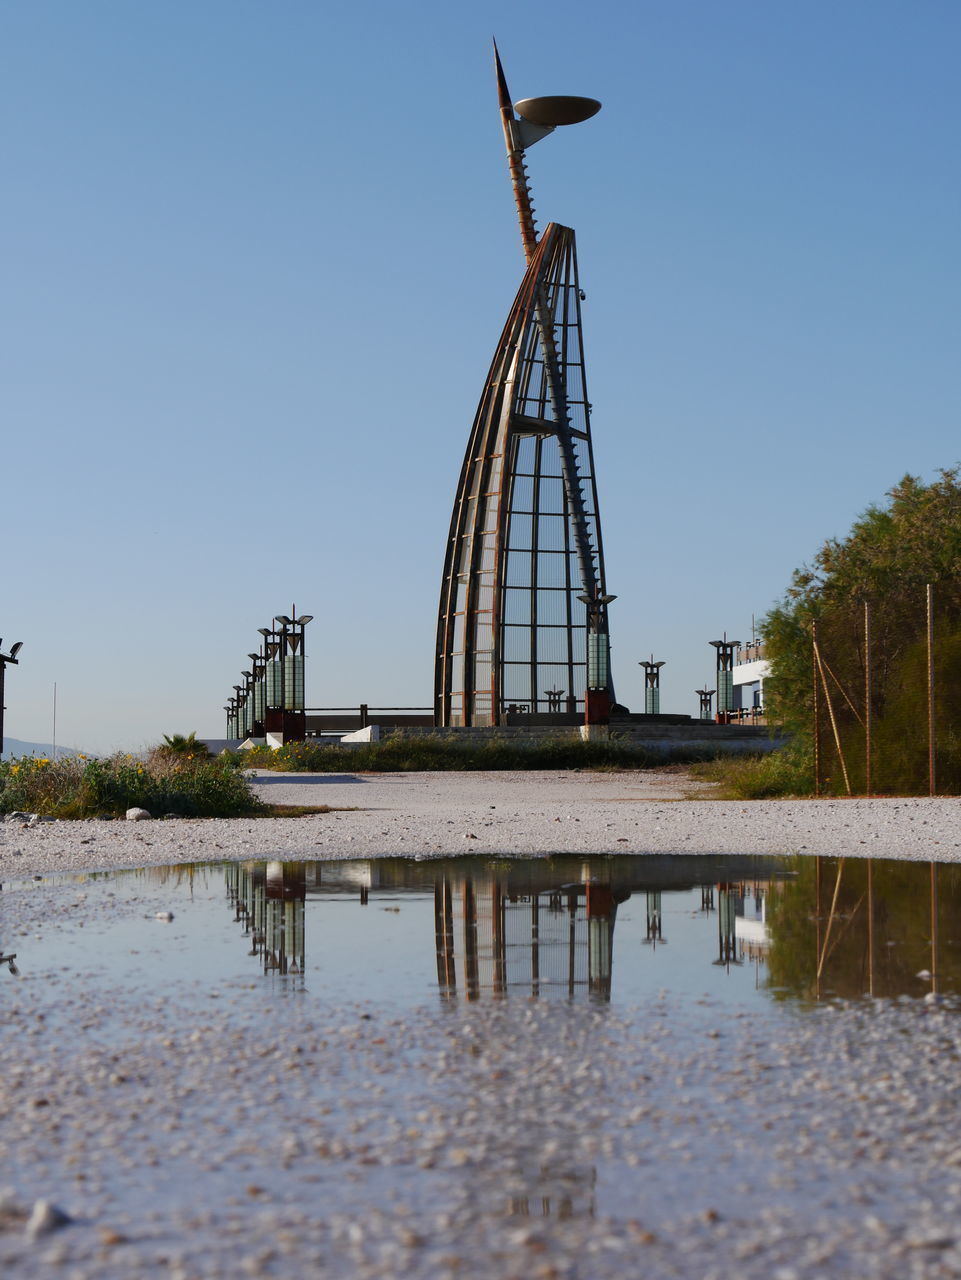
[0,752,265,819]
[692,742,814,799]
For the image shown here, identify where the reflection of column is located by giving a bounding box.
[641,891,665,949]
[264,862,306,975]
[586,881,615,998]
[463,878,480,1000]
[492,879,506,996]
[713,883,742,969]
[227,862,306,978]
[435,878,456,995]
[531,890,540,997]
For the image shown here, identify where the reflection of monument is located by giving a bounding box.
[434,870,627,1001]
[435,46,615,727]
[221,855,810,998]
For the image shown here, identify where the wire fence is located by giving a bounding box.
[811,584,961,796]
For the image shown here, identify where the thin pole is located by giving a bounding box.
[812,620,821,796]
[927,583,936,796]
[52,682,57,762]
[930,861,939,996]
[864,603,872,796]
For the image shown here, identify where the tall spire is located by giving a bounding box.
[493,40,539,262]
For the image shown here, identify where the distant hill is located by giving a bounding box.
[1,738,83,762]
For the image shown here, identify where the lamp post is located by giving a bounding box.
[696,687,716,721]
[258,625,283,733]
[639,656,665,716]
[710,634,741,723]
[248,653,267,736]
[544,686,565,714]
[272,609,314,742]
[0,640,23,756]
[233,684,247,740]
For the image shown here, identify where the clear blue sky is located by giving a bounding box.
[3,1,959,753]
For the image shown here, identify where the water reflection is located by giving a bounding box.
[226,861,306,974]
[769,856,956,1001]
[219,856,794,1001]
[8,853,959,1008]
[216,854,961,1005]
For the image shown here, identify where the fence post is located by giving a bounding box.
[812,619,821,797]
[864,601,872,796]
[927,583,935,796]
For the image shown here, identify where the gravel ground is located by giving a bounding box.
[3,768,961,1277]
[1,767,960,880]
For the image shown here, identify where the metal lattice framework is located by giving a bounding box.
[435,47,613,727]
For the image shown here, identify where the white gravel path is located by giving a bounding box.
[1,768,959,879]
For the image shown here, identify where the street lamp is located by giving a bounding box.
[695,687,716,721]
[248,653,267,736]
[710,634,741,723]
[274,610,313,736]
[639,656,665,716]
[233,684,247,740]
[0,639,23,757]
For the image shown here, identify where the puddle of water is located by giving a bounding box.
[3,853,957,1011]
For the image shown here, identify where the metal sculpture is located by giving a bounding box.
[435,44,614,727]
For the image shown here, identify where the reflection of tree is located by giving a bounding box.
[766,857,961,999]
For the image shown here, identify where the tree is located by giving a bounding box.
[158,732,211,759]
[762,468,961,793]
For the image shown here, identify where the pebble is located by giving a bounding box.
[25,1200,72,1238]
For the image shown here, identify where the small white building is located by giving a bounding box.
[732,641,769,719]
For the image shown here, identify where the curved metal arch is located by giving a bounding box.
[435,222,610,726]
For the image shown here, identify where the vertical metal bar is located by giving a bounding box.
[529,437,542,711]
[927,583,936,795]
[864,602,872,796]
